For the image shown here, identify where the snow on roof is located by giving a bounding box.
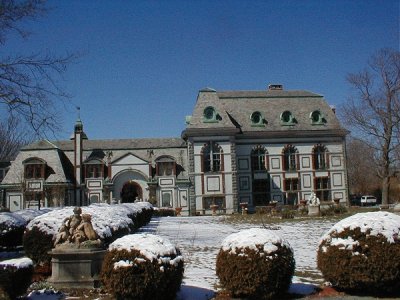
[0,257,33,269]
[320,211,400,248]
[221,227,292,255]
[109,233,180,262]
[0,212,27,229]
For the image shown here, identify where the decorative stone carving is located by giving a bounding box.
[54,207,100,248]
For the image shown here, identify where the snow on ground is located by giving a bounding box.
[139,216,337,298]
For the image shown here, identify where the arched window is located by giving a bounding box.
[310,110,326,124]
[203,106,220,122]
[282,145,298,171]
[313,145,328,170]
[251,146,268,171]
[202,142,223,172]
[280,110,295,125]
[250,111,265,126]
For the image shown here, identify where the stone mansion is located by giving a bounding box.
[0,85,349,215]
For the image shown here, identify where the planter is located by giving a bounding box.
[175,207,182,216]
[333,198,340,205]
[210,205,219,216]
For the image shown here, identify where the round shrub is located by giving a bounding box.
[216,228,295,299]
[0,212,27,250]
[101,233,184,300]
[0,257,33,299]
[317,211,400,295]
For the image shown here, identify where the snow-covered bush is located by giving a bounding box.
[101,233,184,300]
[0,257,33,299]
[216,228,295,299]
[318,211,400,294]
[23,203,154,265]
[0,212,27,249]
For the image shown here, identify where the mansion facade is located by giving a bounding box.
[0,85,349,215]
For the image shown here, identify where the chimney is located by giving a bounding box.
[330,105,336,114]
[268,84,283,90]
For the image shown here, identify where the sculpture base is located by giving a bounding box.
[48,247,105,289]
[308,205,320,217]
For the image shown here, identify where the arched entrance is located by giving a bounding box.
[120,181,143,203]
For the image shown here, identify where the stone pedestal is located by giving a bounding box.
[393,204,400,212]
[48,247,105,289]
[308,205,320,217]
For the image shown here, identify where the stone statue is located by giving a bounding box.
[307,192,320,206]
[54,207,100,248]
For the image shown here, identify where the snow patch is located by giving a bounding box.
[221,227,291,255]
[0,257,33,269]
[109,233,183,265]
[320,211,400,246]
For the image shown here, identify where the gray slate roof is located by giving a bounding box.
[183,88,348,137]
[23,138,186,151]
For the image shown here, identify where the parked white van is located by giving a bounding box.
[360,195,377,206]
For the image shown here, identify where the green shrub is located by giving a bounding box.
[101,234,184,300]
[280,208,296,219]
[216,228,295,299]
[153,208,175,217]
[318,211,400,295]
[0,212,27,250]
[23,227,54,265]
[0,257,33,299]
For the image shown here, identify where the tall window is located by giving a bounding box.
[252,178,271,206]
[251,146,267,171]
[313,145,328,170]
[202,142,223,172]
[315,177,330,201]
[283,145,298,171]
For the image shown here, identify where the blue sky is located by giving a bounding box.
[6,0,399,140]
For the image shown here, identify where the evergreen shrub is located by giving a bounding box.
[101,234,184,300]
[153,208,175,217]
[23,227,54,265]
[318,211,400,295]
[0,212,27,249]
[0,257,33,299]
[216,228,295,299]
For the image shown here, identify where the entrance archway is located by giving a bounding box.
[120,181,142,203]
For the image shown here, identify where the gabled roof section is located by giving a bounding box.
[111,152,150,165]
[182,88,348,138]
[1,148,74,185]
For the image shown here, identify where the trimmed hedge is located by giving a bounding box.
[101,234,184,300]
[23,202,154,265]
[0,257,33,299]
[216,228,295,299]
[318,211,400,295]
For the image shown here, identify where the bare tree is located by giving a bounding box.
[0,0,78,136]
[341,48,400,205]
[346,137,380,195]
[0,115,31,160]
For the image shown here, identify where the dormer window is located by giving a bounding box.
[156,156,176,176]
[203,106,220,123]
[280,110,295,125]
[250,111,265,126]
[310,110,326,125]
[84,159,104,179]
[23,158,46,179]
